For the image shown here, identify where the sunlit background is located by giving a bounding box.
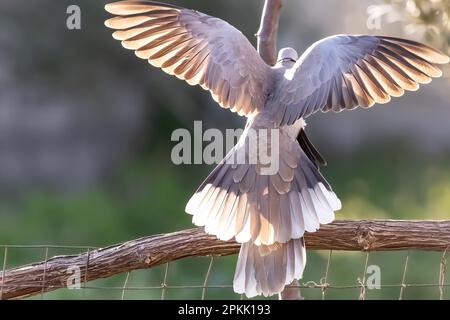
[0,0,449,299]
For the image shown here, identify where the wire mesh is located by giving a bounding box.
[0,243,449,300]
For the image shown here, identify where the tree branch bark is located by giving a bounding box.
[1,220,449,300]
[257,0,282,65]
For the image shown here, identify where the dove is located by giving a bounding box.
[104,0,449,298]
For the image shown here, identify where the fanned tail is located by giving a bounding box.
[185,122,341,297]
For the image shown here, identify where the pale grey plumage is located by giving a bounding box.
[104,0,271,116]
[234,239,306,297]
[273,35,450,125]
[105,0,449,298]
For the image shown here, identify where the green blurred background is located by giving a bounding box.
[0,0,449,299]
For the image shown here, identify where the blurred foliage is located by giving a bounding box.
[377,0,450,55]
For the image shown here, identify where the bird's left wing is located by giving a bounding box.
[274,35,449,126]
[105,1,272,117]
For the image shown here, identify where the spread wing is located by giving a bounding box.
[105,1,272,116]
[275,35,449,126]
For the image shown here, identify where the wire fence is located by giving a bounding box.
[1,243,448,300]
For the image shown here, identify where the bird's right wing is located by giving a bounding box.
[105,1,272,117]
[273,35,449,126]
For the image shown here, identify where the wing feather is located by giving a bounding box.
[275,35,449,125]
[105,0,271,116]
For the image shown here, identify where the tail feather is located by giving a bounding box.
[233,239,306,298]
[186,131,341,245]
[185,125,341,297]
[297,129,327,167]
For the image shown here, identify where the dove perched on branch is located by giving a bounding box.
[104,0,449,298]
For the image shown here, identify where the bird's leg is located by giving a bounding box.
[278,279,303,300]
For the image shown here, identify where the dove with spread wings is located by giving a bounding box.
[104,0,449,298]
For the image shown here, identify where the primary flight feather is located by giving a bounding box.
[105,0,449,298]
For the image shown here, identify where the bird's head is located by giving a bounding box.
[276,47,298,66]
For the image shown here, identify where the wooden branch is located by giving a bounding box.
[1,220,449,300]
[257,0,282,65]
